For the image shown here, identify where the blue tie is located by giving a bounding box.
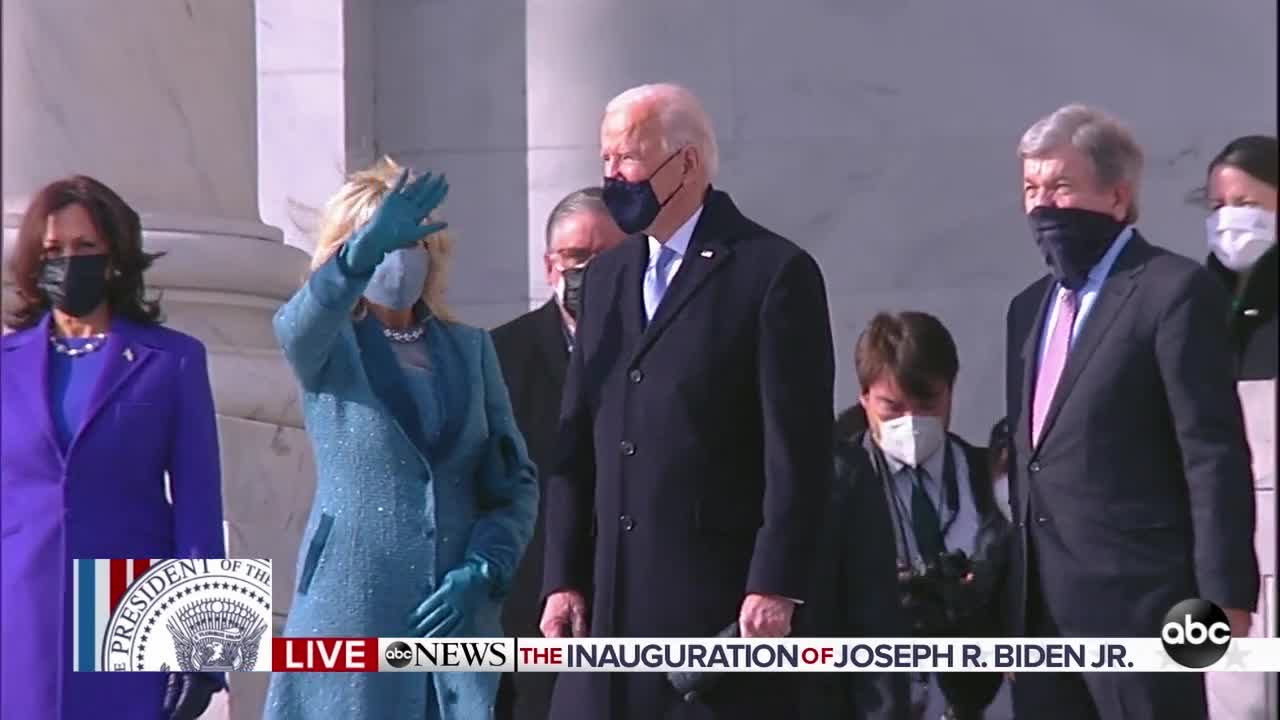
[644,244,678,322]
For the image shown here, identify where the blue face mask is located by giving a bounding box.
[364,245,430,310]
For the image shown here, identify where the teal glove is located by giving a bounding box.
[342,168,449,275]
[408,560,494,637]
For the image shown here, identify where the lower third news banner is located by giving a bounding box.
[272,637,1280,673]
[73,558,273,672]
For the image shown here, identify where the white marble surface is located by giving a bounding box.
[341,0,378,175]
[256,0,348,252]
[257,72,347,251]
[1,0,260,220]
[525,0,735,151]
[217,416,316,625]
[257,0,343,74]
[373,0,527,156]
[371,0,530,329]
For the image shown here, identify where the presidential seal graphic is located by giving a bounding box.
[101,559,272,672]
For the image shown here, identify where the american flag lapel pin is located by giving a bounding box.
[700,250,714,258]
[123,348,134,362]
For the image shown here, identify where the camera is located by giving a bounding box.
[897,550,985,636]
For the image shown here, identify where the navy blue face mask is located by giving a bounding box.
[601,149,685,234]
[1028,206,1125,290]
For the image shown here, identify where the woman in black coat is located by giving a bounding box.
[1200,134,1276,720]
[1202,134,1277,380]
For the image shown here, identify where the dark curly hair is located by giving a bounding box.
[6,175,164,329]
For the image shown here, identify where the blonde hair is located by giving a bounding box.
[310,156,455,321]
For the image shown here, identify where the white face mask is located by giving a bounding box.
[876,414,946,468]
[1206,206,1276,271]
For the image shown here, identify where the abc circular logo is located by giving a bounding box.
[1160,598,1231,668]
[384,640,414,669]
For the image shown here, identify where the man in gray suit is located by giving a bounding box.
[1003,103,1258,720]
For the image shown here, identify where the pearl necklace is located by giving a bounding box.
[50,332,108,357]
[383,323,427,344]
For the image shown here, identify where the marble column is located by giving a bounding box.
[256,0,376,254]
[2,2,314,719]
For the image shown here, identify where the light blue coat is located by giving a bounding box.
[263,257,538,720]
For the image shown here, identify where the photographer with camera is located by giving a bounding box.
[807,312,1009,720]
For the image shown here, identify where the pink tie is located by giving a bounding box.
[1032,289,1078,446]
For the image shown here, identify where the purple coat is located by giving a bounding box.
[1,314,225,720]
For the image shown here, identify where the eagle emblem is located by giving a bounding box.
[167,598,269,672]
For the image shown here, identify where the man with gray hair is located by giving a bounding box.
[541,82,837,719]
[492,186,625,720]
[1003,103,1257,719]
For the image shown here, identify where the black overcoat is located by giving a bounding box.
[543,189,836,720]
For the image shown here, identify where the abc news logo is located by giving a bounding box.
[383,640,510,671]
[1160,599,1233,668]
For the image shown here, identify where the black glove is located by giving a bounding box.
[163,672,222,720]
[667,622,740,703]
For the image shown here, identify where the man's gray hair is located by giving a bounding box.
[1019,103,1145,222]
[545,187,611,249]
[605,83,720,180]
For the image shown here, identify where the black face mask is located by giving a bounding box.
[1028,206,1125,290]
[37,254,110,317]
[601,150,685,234]
[561,265,587,320]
